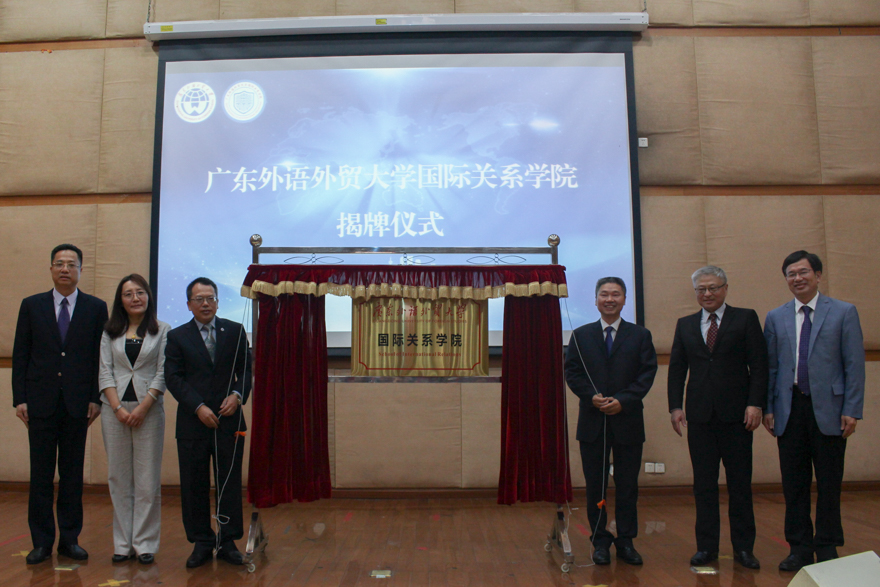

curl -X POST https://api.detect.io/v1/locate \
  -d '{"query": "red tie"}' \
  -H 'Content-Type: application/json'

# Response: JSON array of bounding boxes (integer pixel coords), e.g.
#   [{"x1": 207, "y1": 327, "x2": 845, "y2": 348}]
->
[{"x1": 706, "y1": 313, "x2": 718, "y2": 352}]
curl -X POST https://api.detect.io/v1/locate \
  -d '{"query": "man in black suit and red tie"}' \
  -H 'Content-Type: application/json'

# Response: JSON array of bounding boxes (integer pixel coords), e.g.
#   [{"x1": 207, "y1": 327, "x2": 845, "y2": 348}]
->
[
  {"x1": 12, "y1": 244, "x2": 109, "y2": 565},
  {"x1": 667, "y1": 266, "x2": 767, "y2": 570},
  {"x1": 165, "y1": 277, "x2": 251, "y2": 569},
  {"x1": 564, "y1": 277, "x2": 657, "y2": 566}
]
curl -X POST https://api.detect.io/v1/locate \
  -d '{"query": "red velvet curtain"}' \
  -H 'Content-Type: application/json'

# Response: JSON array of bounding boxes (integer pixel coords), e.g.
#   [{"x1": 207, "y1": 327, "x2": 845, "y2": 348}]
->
[
  {"x1": 244, "y1": 264, "x2": 567, "y2": 292},
  {"x1": 244, "y1": 264, "x2": 571, "y2": 506},
  {"x1": 247, "y1": 293, "x2": 332, "y2": 507},
  {"x1": 499, "y1": 295, "x2": 573, "y2": 505}
]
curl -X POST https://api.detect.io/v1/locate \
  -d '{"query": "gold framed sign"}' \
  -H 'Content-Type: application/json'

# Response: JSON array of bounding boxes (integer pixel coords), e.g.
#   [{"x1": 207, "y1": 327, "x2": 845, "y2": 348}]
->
[{"x1": 351, "y1": 297, "x2": 488, "y2": 376}]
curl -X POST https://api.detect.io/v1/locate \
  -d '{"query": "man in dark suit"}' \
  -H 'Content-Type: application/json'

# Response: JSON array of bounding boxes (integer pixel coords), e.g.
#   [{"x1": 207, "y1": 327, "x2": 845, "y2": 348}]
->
[
  {"x1": 564, "y1": 277, "x2": 657, "y2": 566},
  {"x1": 667, "y1": 266, "x2": 767, "y2": 570},
  {"x1": 165, "y1": 277, "x2": 252, "y2": 568},
  {"x1": 764, "y1": 251, "x2": 864, "y2": 572},
  {"x1": 12, "y1": 244, "x2": 108, "y2": 565}
]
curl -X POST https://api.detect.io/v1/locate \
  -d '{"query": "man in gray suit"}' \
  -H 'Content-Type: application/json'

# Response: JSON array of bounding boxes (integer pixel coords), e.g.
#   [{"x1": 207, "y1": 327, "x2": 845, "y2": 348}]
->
[{"x1": 763, "y1": 250, "x2": 865, "y2": 572}]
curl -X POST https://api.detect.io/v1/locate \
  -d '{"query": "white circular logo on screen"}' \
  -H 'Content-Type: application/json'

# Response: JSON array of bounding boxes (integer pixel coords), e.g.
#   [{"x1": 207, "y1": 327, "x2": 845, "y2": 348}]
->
[
  {"x1": 223, "y1": 81, "x2": 265, "y2": 122},
  {"x1": 174, "y1": 82, "x2": 216, "y2": 123}
]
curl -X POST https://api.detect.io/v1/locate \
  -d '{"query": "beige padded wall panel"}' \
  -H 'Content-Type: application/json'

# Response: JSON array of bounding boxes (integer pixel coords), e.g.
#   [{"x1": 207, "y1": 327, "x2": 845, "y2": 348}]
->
[
  {"x1": 0, "y1": 51, "x2": 105, "y2": 196},
  {"x1": 641, "y1": 366, "x2": 693, "y2": 486},
  {"x1": 0, "y1": 370, "x2": 29, "y2": 481},
  {"x1": 574, "y1": 0, "x2": 642, "y2": 11},
  {"x1": 823, "y1": 195, "x2": 880, "y2": 349},
  {"x1": 695, "y1": 37, "x2": 822, "y2": 186},
  {"x1": 813, "y1": 37, "x2": 880, "y2": 185},
  {"x1": 692, "y1": 0, "x2": 810, "y2": 26},
  {"x1": 633, "y1": 35, "x2": 702, "y2": 185},
  {"x1": 565, "y1": 384, "x2": 584, "y2": 487},
  {"x1": 94, "y1": 203, "x2": 152, "y2": 303},
  {"x1": 337, "y1": 0, "x2": 453, "y2": 16},
  {"x1": 89, "y1": 414, "x2": 108, "y2": 484},
  {"x1": 152, "y1": 0, "x2": 220, "y2": 21},
  {"x1": 454, "y1": 0, "x2": 573, "y2": 13},
  {"x1": 220, "y1": 0, "x2": 334, "y2": 18},
  {"x1": 640, "y1": 196, "x2": 708, "y2": 354},
  {"x1": 809, "y1": 0, "x2": 880, "y2": 26},
  {"x1": 842, "y1": 362, "x2": 880, "y2": 481},
  {"x1": 0, "y1": 205, "x2": 99, "y2": 357},
  {"x1": 99, "y1": 47, "x2": 159, "y2": 194},
  {"x1": 645, "y1": 0, "x2": 695, "y2": 26},
  {"x1": 328, "y1": 380, "x2": 336, "y2": 487},
  {"x1": 106, "y1": 0, "x2": 151, "y2": 38},
  {"x1": 159, "y1": 393, "x2": 181, "y2": 484},
  {"x1": 461, "y1": 380, "x2": 501, "y2": 487},
  {"x1": 703, "y1": 195, "x2": 827, "y2": 324},
  {"x1": 0, "y1": 0, "x2": 107, "y2": 43},
  {"x1": 750, "y1": 415, "x2": 784, "y2": 483},
  {"x1": 335, "y1": 382, "x2": 461, "y2": 487}
]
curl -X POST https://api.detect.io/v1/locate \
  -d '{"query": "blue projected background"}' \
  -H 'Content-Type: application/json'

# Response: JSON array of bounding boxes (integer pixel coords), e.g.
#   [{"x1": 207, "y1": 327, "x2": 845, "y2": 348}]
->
[{"x1": 157, "y1": 53, "x2": 636, "y2": 344}]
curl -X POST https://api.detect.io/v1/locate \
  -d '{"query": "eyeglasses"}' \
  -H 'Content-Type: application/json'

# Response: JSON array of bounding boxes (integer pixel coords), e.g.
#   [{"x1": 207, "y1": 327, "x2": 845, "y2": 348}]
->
[
  {"x1": 122, "y1": 290, "x2": 147, "y2": 300},
  {"x1": 190, "y1": 296, "x2": 218, "y2": 304},
  {"x1": 695, "y1": 284, "x2": 727, "y2": 295},
  {"x1": 51, "y1": 262, "x2": 80, "y2": 270},
  {"x1": 785, "y1": 269, "x2": 813, "y2": 280}
]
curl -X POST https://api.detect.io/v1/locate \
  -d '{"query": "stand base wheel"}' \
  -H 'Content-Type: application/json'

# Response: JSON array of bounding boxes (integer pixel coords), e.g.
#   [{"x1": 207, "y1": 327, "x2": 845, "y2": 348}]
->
[
  {"x1": 247, "y1": 563, "x2": 256, "y2": 573},
  {"x1": 561, "y1": 563, "x2": 571, "y2": 573},
  {"x1": 544, "y1": 542, "x2": 553, "y2": 552}
]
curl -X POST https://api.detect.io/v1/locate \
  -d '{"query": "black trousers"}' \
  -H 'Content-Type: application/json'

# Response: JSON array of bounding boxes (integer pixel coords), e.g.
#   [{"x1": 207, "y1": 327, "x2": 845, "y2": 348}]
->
[
  {"x1": 177, "y1": 433, "x2": 245, "y2": 552},
  {"x1": 777, "y1": 391, "x2": 847, "y2": 559},
  {"x1": 688, "y1": 418, "x2": 756, "y2": 553},
  {"x1": 580, "y1": 430, "x2": 642, "y2": 550},
  {"x1": 28, "y1": 400, "x2": 89, "y2": 549}
]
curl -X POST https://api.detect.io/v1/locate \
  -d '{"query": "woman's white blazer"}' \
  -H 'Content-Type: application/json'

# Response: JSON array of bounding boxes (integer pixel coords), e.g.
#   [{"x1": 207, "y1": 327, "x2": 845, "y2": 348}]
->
[{"x1": 99, "y1": 321, "x2": 171, "y2": 404}]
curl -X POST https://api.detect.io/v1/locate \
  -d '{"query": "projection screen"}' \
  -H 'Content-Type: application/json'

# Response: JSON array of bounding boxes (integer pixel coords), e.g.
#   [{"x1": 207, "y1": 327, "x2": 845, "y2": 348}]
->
[{"x1": 151, "y1": 30, "x2": 643, "y2": 348}]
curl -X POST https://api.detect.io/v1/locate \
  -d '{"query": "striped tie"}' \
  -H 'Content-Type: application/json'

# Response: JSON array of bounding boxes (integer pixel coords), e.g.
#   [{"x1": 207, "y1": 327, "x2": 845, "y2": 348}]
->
[{"x1": 203, "y1": 324, "x2": 215, "y2": 362}]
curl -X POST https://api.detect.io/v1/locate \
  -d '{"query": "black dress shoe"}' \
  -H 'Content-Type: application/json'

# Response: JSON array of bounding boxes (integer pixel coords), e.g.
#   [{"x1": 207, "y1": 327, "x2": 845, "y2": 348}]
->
[
  {"x1": 186, "y1": 548, "x2": 213, "y2": 569},
  {"x1": 690, "y1": 551, "x2": 718, "y2": 566},
  {"x1": 112, "y1": 553, "x2": 135, "y2": 563},
  {"x1": 138, "y1": 553, "x2": 154, "y2": 565},
  {"x1": 779, "y1": 553, "x2": 813, "y2": 572},
  {"x1": 216, "y1": 543, "x2": 245, "y2": 566},
  {"x1": 25, "y1": 547, "x2": 52, "y2": 565},
  {"x1": 616, "y1": 545, "x2": 644, "y2": 565},
  {"x1": 593, "y1": 546, "x2": 611, "y2": 565},
  {"x1": 58, "y1": 543, "x2": 89, "y2": 561},
  {"x1": 734, "y1": 551, "x2": 760, "y2": 569}
]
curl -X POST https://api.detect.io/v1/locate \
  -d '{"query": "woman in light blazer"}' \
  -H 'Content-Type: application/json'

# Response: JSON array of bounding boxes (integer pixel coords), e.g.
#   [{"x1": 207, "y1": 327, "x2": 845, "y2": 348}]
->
[{"x1": 99, "y1": 274, "x2": 170, "y2": 565}]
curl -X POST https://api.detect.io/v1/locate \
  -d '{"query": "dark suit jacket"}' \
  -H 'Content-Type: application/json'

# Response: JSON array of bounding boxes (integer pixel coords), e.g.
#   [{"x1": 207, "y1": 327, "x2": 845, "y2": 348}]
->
[
  {"x1": 668, "y1": 305, "x2": 768, "y2": 423},
  {"x1": 12, "y1": 290, "x2": 108, "y2": 419},
  {"x1": 164, "y1": 317, "x2": 252, "y2": 440},
  {"x1": 565, "y1": 319, "x2": 657, "y2": 445}
]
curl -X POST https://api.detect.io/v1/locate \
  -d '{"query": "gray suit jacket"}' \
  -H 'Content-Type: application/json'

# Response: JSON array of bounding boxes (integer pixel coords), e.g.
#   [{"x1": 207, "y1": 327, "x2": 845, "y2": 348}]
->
[
  {"x1": 99, "y1": 321, "x2": 170, "y2": 405},
  {"x1": 764, "y1": 293, "x2": 865, "y2": 436}
]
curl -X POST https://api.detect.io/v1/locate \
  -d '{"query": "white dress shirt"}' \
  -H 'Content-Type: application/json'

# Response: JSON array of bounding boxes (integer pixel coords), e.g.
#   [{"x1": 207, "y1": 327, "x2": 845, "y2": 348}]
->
[
  {"x1": 600, "y1": 316, "x2": 622, "y2": 342},
  {"x1": 53, "y1": 288, "x2": 78, "y2": 320}
]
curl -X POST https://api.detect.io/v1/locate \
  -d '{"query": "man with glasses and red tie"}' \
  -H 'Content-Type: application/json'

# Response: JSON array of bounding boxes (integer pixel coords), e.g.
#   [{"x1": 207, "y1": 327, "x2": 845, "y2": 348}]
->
[
  {"x1": 667, "y1": 266, "x2": 767, "y2": 570},
  {"x1": 12, "y1": 244, "x2": 108, "y2": 564},
  {"x1": 164, "y1": 277, "x2": 251, "y2": 569},
  {"x1": 763, "y1": 251, "x2": 865, "y2": 572}
]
